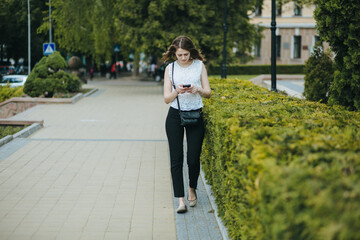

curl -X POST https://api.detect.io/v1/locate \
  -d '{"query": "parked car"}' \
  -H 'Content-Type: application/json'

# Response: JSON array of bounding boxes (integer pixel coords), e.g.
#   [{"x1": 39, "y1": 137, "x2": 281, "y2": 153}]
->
[
  {"x1": 0, "y1": 66, "x2": 10, "y2": 75},
  {"x1": 0, "y1": 75, "x2": 28, "y2": 87}
]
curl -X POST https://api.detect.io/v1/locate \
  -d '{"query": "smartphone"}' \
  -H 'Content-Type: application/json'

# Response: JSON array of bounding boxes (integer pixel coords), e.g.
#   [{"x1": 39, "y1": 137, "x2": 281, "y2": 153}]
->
[{"x1": 183, "y1": 84, "x2": 191, "y2": 88}]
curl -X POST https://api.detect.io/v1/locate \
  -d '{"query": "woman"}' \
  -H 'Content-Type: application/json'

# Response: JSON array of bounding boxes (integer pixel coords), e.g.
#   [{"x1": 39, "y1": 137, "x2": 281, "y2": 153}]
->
[{"x1": 163, "y1": 36, "x2": 211, "y2": 213}]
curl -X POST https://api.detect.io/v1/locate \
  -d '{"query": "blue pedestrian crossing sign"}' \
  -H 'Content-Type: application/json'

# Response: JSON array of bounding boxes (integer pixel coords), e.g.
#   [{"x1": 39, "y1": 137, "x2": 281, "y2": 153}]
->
[
  {"x1": 43, "y1": 43, "x2": 56, "y2": 55},
  {"x1": 114, "y1": 44, "x2": 121, "y2": 53}
]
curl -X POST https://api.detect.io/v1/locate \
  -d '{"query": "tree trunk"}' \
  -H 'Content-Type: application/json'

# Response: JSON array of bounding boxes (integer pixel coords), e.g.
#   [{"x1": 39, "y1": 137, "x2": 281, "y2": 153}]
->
[{"x1": 132, "y1": 51, "x2": 140, "y2": 77}]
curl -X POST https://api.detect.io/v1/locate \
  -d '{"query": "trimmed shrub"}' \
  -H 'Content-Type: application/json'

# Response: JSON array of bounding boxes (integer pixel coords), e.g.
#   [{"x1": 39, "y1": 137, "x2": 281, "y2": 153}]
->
[
  {"x1": 304, "y1": 45, "x2": 334, "y2": 103},
  {"x1": 208, "y1": 64, "x2": 304, "y2": 75},
  {"x1": 24, "y1": 51, "x2": 81, "y2": 97},
  {"x1": 201, "y1": 77, "x2": 360, "y2": 239},
  {"x1": 315, "y1": 0, "x2": 360, "y2": 110},
  {"x1": 0, "y1": 85, "x2": 24, "y2": 102},
  {"x1": 0, "y1": 126, "x2": 23, "y2": 139}
]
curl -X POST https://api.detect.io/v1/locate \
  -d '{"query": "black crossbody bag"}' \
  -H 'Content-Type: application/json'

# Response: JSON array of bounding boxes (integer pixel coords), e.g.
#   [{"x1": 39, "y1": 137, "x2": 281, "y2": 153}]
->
[{"x1": 171, "y1": 62, "x2": 201, "y2": 127}]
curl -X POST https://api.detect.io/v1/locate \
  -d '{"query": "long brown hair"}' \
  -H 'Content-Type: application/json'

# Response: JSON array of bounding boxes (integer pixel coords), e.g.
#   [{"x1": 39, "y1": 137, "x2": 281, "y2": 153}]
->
[{"x1": 162, "y1": 36, "x2": 205, "y2": 62}]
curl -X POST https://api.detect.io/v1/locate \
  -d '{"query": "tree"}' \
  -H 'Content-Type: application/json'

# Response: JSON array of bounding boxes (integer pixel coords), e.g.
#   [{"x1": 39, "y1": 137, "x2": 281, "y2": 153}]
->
[
  {"x1": 314, "y1": 0, "x2": 360, "y2": 110},
  {"x1": 304, "y1": 44, "x2": 334, "y2": 103},
  {"x1": 38, "y1": 0, "x2": 117, "y2": 64},
  {"x1": 0, "y1": 0, "x2": 48, "y2": 67},
  {"x1": 113, "y1": 0, "x2": 262, "y2": 67},
  {"x1": 41, "y1": 0, "x2": 262, "y2": 72}
]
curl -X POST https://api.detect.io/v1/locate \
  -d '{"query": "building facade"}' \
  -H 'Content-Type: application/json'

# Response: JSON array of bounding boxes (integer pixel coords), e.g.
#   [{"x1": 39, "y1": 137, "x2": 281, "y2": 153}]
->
[{"x1": 249, "y1": 0, "x2": 320, "y2": 65}]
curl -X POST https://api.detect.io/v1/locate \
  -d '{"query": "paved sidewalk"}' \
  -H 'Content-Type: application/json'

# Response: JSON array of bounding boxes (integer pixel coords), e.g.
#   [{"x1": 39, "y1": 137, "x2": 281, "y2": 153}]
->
[
  {"x1": 0, "y1": 77, "x2": 175, "y2": 239},
  {"x1": 0, "y1": 76, "x2": 223, "y2": 240},
  {"x1": 264, "y1": 79, "x2": 304, "y2": 98}
]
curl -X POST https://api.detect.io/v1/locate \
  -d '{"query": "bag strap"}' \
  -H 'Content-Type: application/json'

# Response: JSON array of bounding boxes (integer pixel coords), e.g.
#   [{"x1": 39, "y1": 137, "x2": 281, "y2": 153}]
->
[{"x1": 171, "y1": 62, "x2": 182, "y2": 112}]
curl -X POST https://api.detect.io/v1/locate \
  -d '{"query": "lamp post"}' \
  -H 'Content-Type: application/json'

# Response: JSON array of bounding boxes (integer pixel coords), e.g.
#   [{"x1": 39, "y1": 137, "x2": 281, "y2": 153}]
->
[
  {"x1": 27, "y1": 0, "x2": 31, "y2": 73},
  {"x1": 221, "y1": 0, "x2": 228, "y2": 79},
  {"x1": 271, "y1": 0, "x2": 277, "y2": 91}
]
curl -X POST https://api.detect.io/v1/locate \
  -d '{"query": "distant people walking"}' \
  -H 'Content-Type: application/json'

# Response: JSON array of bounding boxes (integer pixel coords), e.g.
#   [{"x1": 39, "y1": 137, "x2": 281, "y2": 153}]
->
[
  {"x1": 89, "y1": 65, "x2": 94, "y2": 80},
  {"x1": 110, "y1": 63, "x2": 116, "y2": 79},
  {"x1": 163, "y1": 36, "x2": 211, "y2": 213}
]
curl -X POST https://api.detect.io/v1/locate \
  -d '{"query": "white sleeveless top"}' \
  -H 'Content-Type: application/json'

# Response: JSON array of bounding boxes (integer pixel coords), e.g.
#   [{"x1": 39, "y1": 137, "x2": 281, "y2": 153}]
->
[{"x1": 169, "y1": 60, "x2": 203, "y2": 111}]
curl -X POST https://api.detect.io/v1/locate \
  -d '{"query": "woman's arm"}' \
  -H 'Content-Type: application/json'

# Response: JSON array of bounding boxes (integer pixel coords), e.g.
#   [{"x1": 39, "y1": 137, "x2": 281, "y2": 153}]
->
[
  {"x1": 187, "y1": 63, "x2": 211, "y2": 98},
  {"x1": 164, "y1": 65, "x2": 187, "y2": 104}
]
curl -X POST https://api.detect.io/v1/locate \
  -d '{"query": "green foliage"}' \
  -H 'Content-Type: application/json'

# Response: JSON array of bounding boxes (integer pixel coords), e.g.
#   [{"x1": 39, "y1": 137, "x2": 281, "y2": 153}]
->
[
  {"x1": 24, "y1": 51, "x2": 81, "y2": 97},
  {"x1": 0, "y1": 85, "x2": 24, "y2": 102},
  {"x1": 0, "y1": 0, "x2": 48, "y2": 65},
  {"x1": 43, "y1": 0, "x2": 262, "y2": 65},
  {"x1": 46, "y1": 51, "x2": 67, "y2": 71},
  {"x1": 0, "y1": 126, "x2": 24, "y2": 139},
  {"x1": 208, "y1": 64, "x2": 304, "y2": 75},
  {"x1": 304, "y1": 45, "x2": 334, "y2": 103},
  {"x1": 201, "y1": 77, "x2": 360, "y2": 239},
  {"x1": 114, "y1": 0, "x2": 262, "y2": 64},
  {"x1": 314, "y1": 0, "x2": 360, "y2": 110}
]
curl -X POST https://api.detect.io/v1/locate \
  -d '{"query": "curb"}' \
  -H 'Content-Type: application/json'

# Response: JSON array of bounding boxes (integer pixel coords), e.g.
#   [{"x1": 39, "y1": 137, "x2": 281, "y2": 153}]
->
[
  {"x1": 0, "y1": 135, "x2": 13, "y2": 147},
  {"x1": 71, "y1": 93, "x2": 84, "y2": 104},
  {"x1": 83, "y1": 88, "x2": 98, "y2": 97},
  {"x1": 200, "y1": 168, "x2": 230, "y2": 240},
  {"x1": 13, "y1": 123, "x2": 43, "y2": 138},
  {"x1": 70, "y1": 88, "x2": 99, "y2": 103},
  {"x1": 0, "y1": 123, "x2": 43, "y2": 148}
]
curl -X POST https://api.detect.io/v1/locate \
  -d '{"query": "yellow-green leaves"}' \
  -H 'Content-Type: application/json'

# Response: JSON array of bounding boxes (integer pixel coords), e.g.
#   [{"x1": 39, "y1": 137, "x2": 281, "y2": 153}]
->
[{"x1": 201, "y1": 77, "x2": 360, "y2": 239}]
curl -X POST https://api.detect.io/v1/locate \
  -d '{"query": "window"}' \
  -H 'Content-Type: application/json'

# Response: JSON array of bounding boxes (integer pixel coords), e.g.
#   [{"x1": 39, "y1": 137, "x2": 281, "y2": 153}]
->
[
  {"x1": 276, "y1": 2, "x2": 282, "y2": 16},
  {"x1": 254, "y1": 41, "x2": 261, "y2": 57},
  {"x1": 293, "y1": 36, "x2": 301, "y2": 59},
  {"x1": 294, "y1": 2, "x2": 302, "y2": 16},
  {"x1": 311, "y1": 35, "x2": 322, "y2": 54},
  {"x1": 276, "y1": 36, "x2": 281, "y2": 58}
]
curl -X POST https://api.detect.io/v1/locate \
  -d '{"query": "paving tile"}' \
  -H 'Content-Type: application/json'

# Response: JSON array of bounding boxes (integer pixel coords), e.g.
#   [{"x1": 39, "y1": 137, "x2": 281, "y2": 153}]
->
[{"x1": 0, "y1": 78, "x2": 225, "y2": 240}]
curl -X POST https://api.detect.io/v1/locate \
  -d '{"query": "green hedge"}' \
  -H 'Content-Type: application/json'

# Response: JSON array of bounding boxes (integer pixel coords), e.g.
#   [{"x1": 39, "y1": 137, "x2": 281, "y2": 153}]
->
[
  {"x1": 201, "y1": 78, "x2": 360, "y2": 239},
  {"x1": 0, "y1": 85, "x2": 24, "y2": 102},
  {"x1": 208, "y1": 64, "x2": 304, "y2": 75},
  {"x1": 0, "y1": 126, "x2": 23, "y2": 139}
]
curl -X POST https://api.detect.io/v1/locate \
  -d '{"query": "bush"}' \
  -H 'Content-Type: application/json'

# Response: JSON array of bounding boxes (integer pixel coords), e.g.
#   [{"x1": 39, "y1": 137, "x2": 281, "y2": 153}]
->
[
  {"x1": 304, "y1": 45, "x2": 334, "y2": 103},
  {"x1": 201, "y1": 77, "x2": 360, "y2": 239},
  {"x1": 208, "y1": 64, "x2": 304, "y2": 75},
  {"x1": 0, "y1": 85, "x2": 24, "y2": 102},
  {"x1": 0, "y1": 126, "x2": 23, "y2": 139},
  {"x1": 315, "y1": 0, "x2": 360, "y2": 110},
  {"x1": 24, "y1": 51, "x2": 81, "y2": 97}
]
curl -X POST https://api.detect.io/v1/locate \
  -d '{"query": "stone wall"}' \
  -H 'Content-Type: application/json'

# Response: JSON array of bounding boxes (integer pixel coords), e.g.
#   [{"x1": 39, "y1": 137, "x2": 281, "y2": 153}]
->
[{"x1": 0, "y1": 99, "x2": 38, "y2": 119}]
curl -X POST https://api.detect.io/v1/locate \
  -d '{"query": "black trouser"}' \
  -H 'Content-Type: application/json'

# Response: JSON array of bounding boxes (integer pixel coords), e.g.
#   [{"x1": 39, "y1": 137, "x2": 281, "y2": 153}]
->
[{"x1": 165, "y1": 107, "x2": 205, "y2": 198}]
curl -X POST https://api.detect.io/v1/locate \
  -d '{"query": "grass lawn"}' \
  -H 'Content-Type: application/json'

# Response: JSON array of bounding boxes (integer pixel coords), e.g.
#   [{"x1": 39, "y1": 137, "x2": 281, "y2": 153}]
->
[{"x1": 208, "y1": 75, "x2": 259, "y2": 80}]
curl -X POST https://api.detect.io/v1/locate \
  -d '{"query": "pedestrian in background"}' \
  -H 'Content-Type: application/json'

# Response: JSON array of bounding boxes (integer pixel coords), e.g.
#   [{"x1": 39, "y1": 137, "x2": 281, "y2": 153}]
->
[
  {"x1": 110, "y1": 63, "x2": 116, "y2": 79},
  {"x1": 163, "y1": 36, "x2": 211, "y2": 213},
  {"x1": 89, "y1": 65, "x2": 94, "y2": 80}
]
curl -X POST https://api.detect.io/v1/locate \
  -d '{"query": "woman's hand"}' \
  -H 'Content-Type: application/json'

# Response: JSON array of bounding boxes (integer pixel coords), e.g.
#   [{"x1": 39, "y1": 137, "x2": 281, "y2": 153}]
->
[
  {"x1": 183, "y1": 85, "x2": 199, "y2": 94},
  {"x1": 177, "y1": 84, "x2": 194, "y2": 94},
  {"x1": 182, "y1": 84, "x2": 210, "y2": 98}
]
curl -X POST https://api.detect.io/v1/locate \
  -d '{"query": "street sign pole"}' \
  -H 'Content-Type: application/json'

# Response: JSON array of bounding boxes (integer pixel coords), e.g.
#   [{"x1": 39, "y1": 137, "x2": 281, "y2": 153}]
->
[
  {"x1": 49, "y1": 0, "x2": 52, "y2": 43},
  {"x1": 114, "y1": 44, "x2": 121, "y2": 63},
  {"x1": 27, "y1": 0, "x2": 31, "y2": 73}
]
